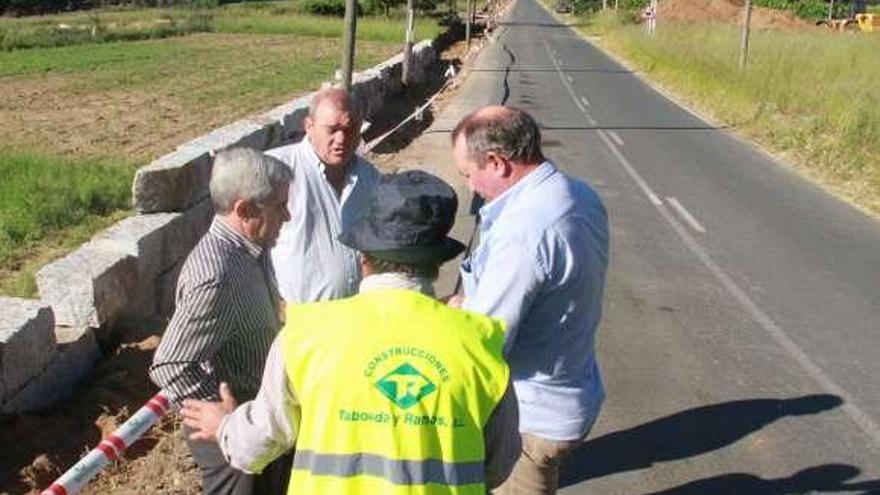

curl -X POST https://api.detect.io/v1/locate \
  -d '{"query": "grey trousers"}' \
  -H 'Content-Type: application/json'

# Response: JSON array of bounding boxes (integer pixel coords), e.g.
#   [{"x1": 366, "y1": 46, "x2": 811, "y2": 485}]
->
[{"x1": 185, "y1": 429, "x2": 293, "y2": 495}]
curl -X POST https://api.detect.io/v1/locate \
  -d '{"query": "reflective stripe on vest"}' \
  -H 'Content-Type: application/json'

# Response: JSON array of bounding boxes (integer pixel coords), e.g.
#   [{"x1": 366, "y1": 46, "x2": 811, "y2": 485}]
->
[
  {"x1": 292, "y1": 450, "x2": 485, "y2": 486},
  {"x1": 282, "y1": 289, "x2": 508, "y2": 495}
]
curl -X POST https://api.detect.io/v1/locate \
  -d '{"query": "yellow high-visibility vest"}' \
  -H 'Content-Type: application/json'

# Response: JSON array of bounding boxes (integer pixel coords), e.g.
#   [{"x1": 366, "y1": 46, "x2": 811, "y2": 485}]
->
[{"x1": 281, "y1": 288, "x2": 509, "y2": 495}]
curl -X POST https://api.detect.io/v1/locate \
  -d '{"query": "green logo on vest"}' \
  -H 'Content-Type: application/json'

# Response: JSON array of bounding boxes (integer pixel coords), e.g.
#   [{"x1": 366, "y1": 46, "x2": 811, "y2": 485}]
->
[{"x1": 374, "y1": 363, "x2": 436, "y2": 409}]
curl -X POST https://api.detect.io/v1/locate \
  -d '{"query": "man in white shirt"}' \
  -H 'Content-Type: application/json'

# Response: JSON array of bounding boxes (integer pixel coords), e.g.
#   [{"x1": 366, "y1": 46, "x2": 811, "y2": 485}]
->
[{"x1": 267, "y1": 88, "x2": 379, "y2": 304}]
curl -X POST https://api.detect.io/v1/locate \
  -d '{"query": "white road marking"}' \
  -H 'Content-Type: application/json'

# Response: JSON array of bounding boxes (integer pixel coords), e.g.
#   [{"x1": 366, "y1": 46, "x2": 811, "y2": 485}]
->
[
  {"x1": 579, "y1": 95, "x2": 591, "y2": 107},
  {"x1": 543, "y1": 39, "x2": 660, "y2": 206},
  {"x1": 608, "y1": 130, "x2": 624, "y2": 146},
  {"x1": 666, "y1": 197, "x2": 706, "y2": 234},
  {"x1": 542, "y1": 35, "x2": 880, "y2": 449}
]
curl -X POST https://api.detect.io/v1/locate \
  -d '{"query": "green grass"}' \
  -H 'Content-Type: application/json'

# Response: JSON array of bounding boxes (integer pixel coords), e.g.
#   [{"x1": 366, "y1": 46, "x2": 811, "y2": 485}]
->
[
  {"x1": 0, "y1": 34, "x2": 402, "y2": 296},
  {"x1": 0, "y1": 32, "x2": 400, "y2": 121},
  {"x1": 576, "y1": 10, "x2": 880, "y2": 215},
  {"x1": 0, "y1": 152, "x2": 138, "y2": 297},
  {"x1": 0, "y1": 1, "x2": 443, "y2": 51},
  {"x1": 213, "y1": 13, "x2": 443, "y2": 42},
  {"x1": 0, "y1": 3, "x2": 445, "y2": 296}
]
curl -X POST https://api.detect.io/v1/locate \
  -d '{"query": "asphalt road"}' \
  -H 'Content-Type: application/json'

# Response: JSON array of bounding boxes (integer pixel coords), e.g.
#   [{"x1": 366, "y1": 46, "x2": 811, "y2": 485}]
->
[{"x1": 436, "y1": 0, "x2": 880, "y2": 493}]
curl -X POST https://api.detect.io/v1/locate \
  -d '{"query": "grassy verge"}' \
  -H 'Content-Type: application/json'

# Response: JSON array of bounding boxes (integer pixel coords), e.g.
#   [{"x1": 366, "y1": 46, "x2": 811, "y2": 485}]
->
[
  {"x1": 573, "y1": 10, "x2": 880, "y2": 216},
  {"x1": 0, "y1": 152, "x2": 138, "y2": 297}
]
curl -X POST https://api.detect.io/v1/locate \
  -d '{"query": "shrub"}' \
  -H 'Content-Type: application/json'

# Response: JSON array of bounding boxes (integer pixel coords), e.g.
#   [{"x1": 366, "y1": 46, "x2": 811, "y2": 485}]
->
[
  {"x1": 361, "y1": 0, "x2": 403, "y2": 16},
  {"x1": 571, "y1": 0, "x2": 647, "y2": 14},
  {"x1": 302, "y1": 0, "x2": 352, "y2": 16}
]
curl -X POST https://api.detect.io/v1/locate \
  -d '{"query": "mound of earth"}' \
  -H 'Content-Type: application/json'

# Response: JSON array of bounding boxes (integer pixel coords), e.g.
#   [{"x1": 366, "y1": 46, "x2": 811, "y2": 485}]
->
[{"x1": 657, "y1": 0, "x2": 815, "y2": 30}]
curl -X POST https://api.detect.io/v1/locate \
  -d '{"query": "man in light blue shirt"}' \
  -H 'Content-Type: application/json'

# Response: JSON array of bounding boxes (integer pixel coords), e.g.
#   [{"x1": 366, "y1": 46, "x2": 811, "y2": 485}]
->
[
  {"x1": 267, "y1": 88, "x2": 379, "y2": 304},
  {"x1": 451, "y1": 106, "x2": 609, "y2": 495}
]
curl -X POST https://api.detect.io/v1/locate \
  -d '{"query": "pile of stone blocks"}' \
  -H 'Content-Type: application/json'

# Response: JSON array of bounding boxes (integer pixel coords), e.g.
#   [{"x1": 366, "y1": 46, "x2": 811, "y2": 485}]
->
[{"x1": 0, "y1": 41, "x2": 439, "y2": 413}]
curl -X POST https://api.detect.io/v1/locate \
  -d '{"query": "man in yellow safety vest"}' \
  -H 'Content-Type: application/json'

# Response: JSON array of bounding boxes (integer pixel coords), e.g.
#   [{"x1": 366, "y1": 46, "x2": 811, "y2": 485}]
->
[{"x1": 181, "y1": 169, "x2": 521, "y2": 494}]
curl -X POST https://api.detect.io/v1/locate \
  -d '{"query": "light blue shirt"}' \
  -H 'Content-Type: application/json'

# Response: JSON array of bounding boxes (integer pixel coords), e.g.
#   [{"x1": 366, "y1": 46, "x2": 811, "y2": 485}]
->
[
  {"x1": 267, "y1": 140, "x2": 379, "y2": 304},
  {"x1": 461, "y1": 162, "x2": 609, "y2": 441}
]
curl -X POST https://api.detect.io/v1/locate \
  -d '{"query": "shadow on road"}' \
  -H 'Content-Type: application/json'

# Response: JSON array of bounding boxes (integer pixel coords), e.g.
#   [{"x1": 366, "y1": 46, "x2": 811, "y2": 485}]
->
[
  {"x1": 560, "y1": 394, "x2": 844, "y2": 487},
  {"x1": 645, "y1": 464, "x2": 880, "y2": 495}
]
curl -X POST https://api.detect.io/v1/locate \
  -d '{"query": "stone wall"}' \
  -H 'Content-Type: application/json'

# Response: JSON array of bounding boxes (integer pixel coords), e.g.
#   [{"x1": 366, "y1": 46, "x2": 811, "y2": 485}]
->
[{"x1": 0, "y1": 40, "x2": 439, "y2": 413}]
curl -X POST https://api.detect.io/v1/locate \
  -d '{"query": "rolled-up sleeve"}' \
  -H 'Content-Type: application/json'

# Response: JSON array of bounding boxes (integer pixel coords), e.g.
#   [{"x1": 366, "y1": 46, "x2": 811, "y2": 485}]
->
[{"x1": 218, "y1": 339, "x2": 299, "y2": 473}]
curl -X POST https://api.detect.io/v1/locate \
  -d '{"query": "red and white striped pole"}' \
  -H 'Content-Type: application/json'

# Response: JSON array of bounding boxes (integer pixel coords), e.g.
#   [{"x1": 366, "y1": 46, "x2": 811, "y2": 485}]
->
[{"x1": 41, "y1": 393, "x2": 172, "y2": 495}]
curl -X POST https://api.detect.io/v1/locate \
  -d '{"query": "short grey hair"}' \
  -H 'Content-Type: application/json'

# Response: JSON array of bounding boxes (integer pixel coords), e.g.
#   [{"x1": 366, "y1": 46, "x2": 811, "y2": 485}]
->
[
  {"x1": 210, "y1": 147, "x2": 293, "y2": 214},
  {"x1": 451, "y1": 106, "x2": 544, "y2": 166}
]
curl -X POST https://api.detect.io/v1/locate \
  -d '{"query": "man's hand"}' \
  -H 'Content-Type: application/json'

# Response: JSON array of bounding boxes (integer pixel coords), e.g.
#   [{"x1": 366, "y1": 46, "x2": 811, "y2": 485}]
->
[
  {"x1": 181, "y1": 382, "x2": 238, "y2": 442},
  {"x1": 445, "y1": 294, "x2": 465, "y2": 308}
]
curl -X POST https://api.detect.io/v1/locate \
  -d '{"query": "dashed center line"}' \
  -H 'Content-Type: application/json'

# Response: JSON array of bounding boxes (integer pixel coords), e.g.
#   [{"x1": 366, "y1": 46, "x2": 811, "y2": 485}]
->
[
  {"x1": 542, "y1": 38, "x2": 660, "y2": 205},
  {"x1": 608, "y1": 130, "x2": 624, "y2": 146},
  {"x1": 666, "y1": 197, "x2": 706, "y2": 234}
]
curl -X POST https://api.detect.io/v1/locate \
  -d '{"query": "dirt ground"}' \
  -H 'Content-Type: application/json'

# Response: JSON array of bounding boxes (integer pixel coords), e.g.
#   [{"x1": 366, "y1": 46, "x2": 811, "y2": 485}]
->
[
  {"x1": 0, "y1": 328, "x2": 201, "y2": 495},
  {"x1": 657, "y1": 0, "x2": 815, "y2": 30},
  {"x1": 0, "y1": 33, "x2": 398, "y2": 161},
  {"x1": 0, "y1": 37, "x2": 475, "y2": 495}
]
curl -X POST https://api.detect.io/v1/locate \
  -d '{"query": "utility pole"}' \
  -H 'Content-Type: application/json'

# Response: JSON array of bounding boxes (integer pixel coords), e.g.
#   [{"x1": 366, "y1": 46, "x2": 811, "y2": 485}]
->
[
  {"x1": 340, "y1": 0, "x2": 358, "y2": 92},
  {"x1": 646, "y1": 0, "x2": 657, "y2": 35},
  {"x1": 828, "y1": 0, "x2": 835, "y2": 21},
  {"x1": 402, "y1": 0, "x2": 415, "y2": 86},
  {"x1": 465, "y1": 0, "x2": 472, "y2": 48},
  {"x1": 739, "y1": 0, "x2": 752, "y2": 70}
]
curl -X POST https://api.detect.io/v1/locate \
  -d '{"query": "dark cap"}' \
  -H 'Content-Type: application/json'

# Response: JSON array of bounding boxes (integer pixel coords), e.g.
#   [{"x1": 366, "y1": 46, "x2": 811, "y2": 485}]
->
[{"x1": 338, "y1": 170, "x2": 466, "y2": 265}]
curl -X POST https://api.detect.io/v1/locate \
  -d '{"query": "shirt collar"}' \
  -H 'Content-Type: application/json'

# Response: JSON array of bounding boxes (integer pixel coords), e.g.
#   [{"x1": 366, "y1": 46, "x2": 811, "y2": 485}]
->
[
  {"x1": 304, "y1": 139, "x2": 362, "y2": 193},
  {"x1": 211, "y1": 216, "x2": 263, "y2": 259},
  {"x1": 479, "y1": 161, "x2": 556, "y2": 229},
  {"x1": 359, "y1": 272, "x2": 436, "y2": 297}
]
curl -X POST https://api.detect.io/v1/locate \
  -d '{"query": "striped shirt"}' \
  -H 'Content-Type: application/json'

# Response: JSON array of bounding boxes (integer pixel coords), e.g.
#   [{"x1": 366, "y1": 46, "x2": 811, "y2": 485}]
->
[{"x1": 150, "y1": 216, "x2": 282, "y2": 404}]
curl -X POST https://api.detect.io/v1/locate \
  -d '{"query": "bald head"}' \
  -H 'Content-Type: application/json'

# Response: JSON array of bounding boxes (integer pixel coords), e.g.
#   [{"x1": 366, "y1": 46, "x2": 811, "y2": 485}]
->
[
  {"x1": 309, "y1": 88, "x2": 360, "y2": 121},
  {"x1": 451, "y1": 105, "x2": 544, "y2": 166},
  {"x1": 306, "y1": 88, "x2": 361, "y2": 169}
]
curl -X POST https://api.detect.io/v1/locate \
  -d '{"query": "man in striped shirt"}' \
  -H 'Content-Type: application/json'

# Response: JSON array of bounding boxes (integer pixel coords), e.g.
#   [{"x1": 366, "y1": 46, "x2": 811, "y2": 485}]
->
[{"x1": 149, "y1": 147, "x2": 294, "y2": 495}]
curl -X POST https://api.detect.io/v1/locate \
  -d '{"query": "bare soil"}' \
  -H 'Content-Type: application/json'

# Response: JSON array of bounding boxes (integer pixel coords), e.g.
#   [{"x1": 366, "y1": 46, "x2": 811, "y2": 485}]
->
[
  {"x1": 0, "y1": 33, "x2": 399, "y2": 161},
  {"x1": 657, "y1": 0, "x2": 815, "y2": 30},
  {"x1": 0, "y1": 328, "x2": 203, "y2": 495}
]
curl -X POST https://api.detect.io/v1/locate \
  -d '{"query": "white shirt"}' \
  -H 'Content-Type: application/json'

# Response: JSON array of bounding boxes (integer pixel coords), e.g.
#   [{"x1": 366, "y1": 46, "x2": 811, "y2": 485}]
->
[
  {"x1": 461, "y1": 162, "x2": 609, "y2": 441},
  {"x1": 267, "y1": 140, "x2": 379, "y2": 304}
]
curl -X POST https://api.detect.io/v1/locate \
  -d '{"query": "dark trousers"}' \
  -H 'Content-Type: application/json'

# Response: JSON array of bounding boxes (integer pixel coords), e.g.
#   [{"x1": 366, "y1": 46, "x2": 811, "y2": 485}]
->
[{"x1": 185, "y1": 429, "x2": 293, "y2": 495}]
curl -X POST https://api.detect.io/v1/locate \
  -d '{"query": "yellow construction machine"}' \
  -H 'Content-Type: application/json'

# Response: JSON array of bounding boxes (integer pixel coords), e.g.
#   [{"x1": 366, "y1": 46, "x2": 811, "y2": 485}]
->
[{"x1": 820, "y1": 0, "x2": 880, "y2": 32}]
